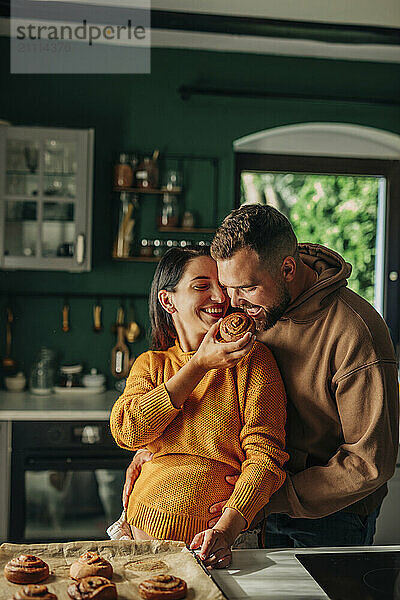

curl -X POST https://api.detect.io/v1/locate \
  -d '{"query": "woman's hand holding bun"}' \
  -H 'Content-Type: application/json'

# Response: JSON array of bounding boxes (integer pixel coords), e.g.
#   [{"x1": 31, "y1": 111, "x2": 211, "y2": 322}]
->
[{"x1": 192, "y1": 316, "x2": 255, "y2": 373}]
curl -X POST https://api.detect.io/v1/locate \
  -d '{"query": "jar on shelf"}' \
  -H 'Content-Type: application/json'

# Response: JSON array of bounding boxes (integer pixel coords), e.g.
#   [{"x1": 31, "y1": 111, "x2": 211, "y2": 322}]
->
[
  {"x1": 158, "y1": 194, "x2": 180, "y2": 228},
  {"x1": 113, "y1": 192, "x2": 139, "y2": 258},
  {"x1": 165, "y1": 239, "x2": 179, "y2": 251},
  {"x1": 130, "y1": 153, "x2": 139, "y2": 176},
  {"x1": 114, "y1": 153, "x2": 133, "y2": 188},
  {"x1": 153, "y1": 239, "x2": 167, "y2": 257},
  {"x1": 181, "y1": 211, "x2": 195, "y2": 228},
  {"x1": 140, "y1": 238, "x2": 154, "y2": 257},
  {"x1": 135, "y1": 155, "x2": 159, "y2": 189},
  {"x1": 162, "y1": 169, "x2": 183, "y2": 193}
]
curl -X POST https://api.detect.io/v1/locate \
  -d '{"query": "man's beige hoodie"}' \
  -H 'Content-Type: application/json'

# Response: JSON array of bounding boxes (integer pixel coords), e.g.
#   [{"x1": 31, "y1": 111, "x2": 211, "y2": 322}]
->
[{"x1": 259, "y1": 243, "x2": 399, "y2": 518}]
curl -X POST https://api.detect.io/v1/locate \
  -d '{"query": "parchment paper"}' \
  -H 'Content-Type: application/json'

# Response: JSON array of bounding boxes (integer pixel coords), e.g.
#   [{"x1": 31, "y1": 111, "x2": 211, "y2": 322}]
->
[{"x1": 0, "y1": 540, "x2": 227, "y2": 600}]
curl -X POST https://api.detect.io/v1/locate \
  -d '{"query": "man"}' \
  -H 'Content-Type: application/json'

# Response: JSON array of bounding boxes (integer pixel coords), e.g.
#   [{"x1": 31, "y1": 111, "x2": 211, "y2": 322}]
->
[{"x1": 123, "y1": 204, "x2": 399, "y2": 548}]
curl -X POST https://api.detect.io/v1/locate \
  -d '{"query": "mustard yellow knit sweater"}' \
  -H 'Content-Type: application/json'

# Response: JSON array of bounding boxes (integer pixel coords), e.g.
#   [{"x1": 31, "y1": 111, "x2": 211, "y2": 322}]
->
[{"x1": 110, "y1": 340, "x2": 288, "y2": 544}]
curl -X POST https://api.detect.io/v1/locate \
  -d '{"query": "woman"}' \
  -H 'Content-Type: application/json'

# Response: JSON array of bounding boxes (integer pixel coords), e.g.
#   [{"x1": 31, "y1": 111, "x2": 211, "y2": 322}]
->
[{"x1": 110, "y1": 247, "x2": 288, "y2": 568}]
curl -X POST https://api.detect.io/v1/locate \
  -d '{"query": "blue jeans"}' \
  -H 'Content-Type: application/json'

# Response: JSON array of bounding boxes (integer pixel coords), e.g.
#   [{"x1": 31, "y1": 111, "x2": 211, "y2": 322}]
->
[{"x1": 259, "y1": 506, "x2": 381, "y2": 548}]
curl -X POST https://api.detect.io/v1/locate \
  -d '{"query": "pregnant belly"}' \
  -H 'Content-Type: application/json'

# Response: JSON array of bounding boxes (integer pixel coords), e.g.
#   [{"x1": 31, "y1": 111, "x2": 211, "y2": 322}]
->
[{"x1": 129, "y1": 454, "x2": 239, "y2": 520}]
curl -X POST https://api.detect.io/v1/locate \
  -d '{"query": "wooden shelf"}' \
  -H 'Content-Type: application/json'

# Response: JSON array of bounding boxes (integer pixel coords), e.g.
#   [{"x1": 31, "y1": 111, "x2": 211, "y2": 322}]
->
[
  {"x1": 112, "y1": 255, "x2": 160, "y2": 262},
  {"x1": 158, "y1": 227, "x2": 215, "y2": 233},
  {"x1": 113, "y1": 187, "x2": 182, "y2": 194}
]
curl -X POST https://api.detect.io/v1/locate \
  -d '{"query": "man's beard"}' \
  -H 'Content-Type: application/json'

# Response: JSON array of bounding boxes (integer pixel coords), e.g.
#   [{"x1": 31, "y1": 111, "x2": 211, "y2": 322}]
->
[
  {"x1": 263, "y1": 291, "x2": 290, "y2": 329},
  {"x1": 245, "y1": 283, "x2": 291, "y2": 331}
]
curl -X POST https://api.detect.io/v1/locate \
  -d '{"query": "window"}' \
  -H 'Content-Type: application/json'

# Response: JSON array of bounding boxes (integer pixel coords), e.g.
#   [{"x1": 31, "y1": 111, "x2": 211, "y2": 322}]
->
[{"x1": 235, "y1": 152, "x2": 400, "y2": 345}]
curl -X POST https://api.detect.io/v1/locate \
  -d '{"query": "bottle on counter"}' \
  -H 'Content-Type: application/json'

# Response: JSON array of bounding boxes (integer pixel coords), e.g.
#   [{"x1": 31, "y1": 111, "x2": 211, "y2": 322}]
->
[{"x1": 29, "y1": 347, "x2": 56, "y2": 395}]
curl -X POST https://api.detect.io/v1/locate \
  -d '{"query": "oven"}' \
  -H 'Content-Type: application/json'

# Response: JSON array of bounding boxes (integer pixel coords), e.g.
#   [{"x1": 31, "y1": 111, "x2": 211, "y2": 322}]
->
[{"x1": 6, "y1": 421, "x2": 132, "y2": 543}]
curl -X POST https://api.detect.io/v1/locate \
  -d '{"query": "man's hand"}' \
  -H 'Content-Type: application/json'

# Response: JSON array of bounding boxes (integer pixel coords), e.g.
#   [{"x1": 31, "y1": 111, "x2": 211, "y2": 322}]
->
[
  {"x1": 207, "y1": 474, "x2": 239, "y2": 527},
  {"x1": 190, "y1": 529, "x2": 232, "y2": 569},
  {"x1": 122, "y1": 450, "x2": 153, "y2": 509}
]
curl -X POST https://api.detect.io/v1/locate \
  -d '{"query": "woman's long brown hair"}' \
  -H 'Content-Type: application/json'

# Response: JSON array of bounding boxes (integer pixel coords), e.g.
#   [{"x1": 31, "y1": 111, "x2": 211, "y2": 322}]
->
[{"x1": 149, "y1": 246, "x2": 211, "y2": 350}]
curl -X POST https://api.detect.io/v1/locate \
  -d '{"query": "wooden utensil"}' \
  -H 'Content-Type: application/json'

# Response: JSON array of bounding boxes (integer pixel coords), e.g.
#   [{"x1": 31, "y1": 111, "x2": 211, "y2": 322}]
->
[
  {"x1": 93, "y1": 302, "x2": 103, "y2": 333},
  {"x1": 126, "y1": 302, "x2": 140, "y2": 343},
  {"x1": 62, "y1": 302, "x2": 70, "y2": 332},
  {"x1": 111, "y1": 325, "x2": 130, "y2": 378},
  {"x1": 2, "y1": 306, "x2": 17, "y2": 373},
  {"x1": 111, "y1": 304, "x2": 130, "y2": 378}
]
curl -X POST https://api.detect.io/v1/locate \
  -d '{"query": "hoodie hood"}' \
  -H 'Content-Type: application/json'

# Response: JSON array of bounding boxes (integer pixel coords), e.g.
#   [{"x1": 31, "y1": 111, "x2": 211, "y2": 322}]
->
[{"x1": 284, "y1": 243, "x2": 352, "y2": 322}]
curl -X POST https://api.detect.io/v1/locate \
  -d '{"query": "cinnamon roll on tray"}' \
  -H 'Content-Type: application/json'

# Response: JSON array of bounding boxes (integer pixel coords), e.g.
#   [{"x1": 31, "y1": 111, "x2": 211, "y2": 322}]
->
[
  {"x1": 11, "y1": 585, "x2": 57, "y2": 600},
  {"x1": 67, "y1": 576, "x2": 117, "y2": 600},
  {"x1": 4, "y1": 555, "x2": 50, "y2": 585},
  {"x1": 138, "y1": 575, "x2": 187, "y2": 600},
  {"x1": 69, "y1": 553, "x2": 113, "y2": 581}
]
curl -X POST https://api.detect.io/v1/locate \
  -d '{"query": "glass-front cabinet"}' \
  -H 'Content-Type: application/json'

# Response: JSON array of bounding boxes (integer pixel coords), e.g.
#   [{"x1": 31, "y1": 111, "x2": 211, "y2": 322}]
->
[{"x1": 0, "y1": 125, "x2": 94, "y2": 271}]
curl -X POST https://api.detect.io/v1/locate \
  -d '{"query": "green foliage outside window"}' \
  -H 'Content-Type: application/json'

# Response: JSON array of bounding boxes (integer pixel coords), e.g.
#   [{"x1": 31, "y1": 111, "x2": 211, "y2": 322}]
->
[{"x1": 240, "y1": 172, "x2": 380, "y2": 304}]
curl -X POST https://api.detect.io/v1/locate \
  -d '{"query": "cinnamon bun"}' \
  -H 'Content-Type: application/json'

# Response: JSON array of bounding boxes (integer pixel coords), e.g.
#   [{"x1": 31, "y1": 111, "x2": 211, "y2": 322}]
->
[
  {"x1": 70, "y1": 553, "x2": 113, "y2": 581},
  {"x1": 138, "y1": 575, "x2": 187, "y2": 600},
  {"x1": 67, "y1": 576, "x2": 117, "y2": 600},
  {"x1": 11, "y1": 585, "x2": 57, "y2": 600},
  {"x1": 4, "y1": 555, "x2": 49, "y2": 584},
  {"x1": 218, "y1": 312, "x2": 255, "y2": 342}
]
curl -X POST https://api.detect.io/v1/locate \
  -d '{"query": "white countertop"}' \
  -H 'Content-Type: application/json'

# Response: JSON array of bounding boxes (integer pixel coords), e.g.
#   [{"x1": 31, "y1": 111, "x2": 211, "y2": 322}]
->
[
  {"x1": 0, "y1": 390, "x2": 119, "y2": 420},
  {"x1": 212, "y1": 546, "x2": 400, "y2": 599}
]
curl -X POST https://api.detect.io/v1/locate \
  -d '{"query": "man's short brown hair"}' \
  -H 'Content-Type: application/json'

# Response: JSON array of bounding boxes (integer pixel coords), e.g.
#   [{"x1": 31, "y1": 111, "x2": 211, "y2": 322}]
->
[{"x1": 211, "y1": 204, "x2": 298, "y2": 272}]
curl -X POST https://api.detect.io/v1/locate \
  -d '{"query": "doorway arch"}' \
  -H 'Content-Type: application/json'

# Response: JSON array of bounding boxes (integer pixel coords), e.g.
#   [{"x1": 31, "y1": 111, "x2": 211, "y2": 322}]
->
[{"x1": 233, "y1": 122, "x2": 400, "y2": 159}]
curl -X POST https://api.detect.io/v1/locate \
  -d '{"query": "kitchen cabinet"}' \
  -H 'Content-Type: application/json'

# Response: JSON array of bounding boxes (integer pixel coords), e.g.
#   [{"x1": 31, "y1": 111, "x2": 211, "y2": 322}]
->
[
  {"x1": 0, "y1": 390, "x2": 129, "y2": 544},
  {"x1": 0, "y1": 125, "x2": 94, "y2": 271}
]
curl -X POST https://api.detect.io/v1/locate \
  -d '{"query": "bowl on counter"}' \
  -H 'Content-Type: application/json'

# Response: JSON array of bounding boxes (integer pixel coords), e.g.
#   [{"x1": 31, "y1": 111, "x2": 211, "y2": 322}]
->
[
  {"x1": 5, "y1": 372, "x2": 26, "y2": 392},
  {"x1": 82, "y1": 368, "x2": 106, "y2": 388}
]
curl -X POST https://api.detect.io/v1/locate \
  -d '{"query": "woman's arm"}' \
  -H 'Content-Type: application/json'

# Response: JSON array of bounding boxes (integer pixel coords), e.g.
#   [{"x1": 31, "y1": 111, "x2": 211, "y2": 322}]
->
[
  {"x1": 190, "y1": 508, "x2": 246, "y2": 569},
  {"x1": 222, "y1": 343, "x2": 288, "y2": 527},
  {"x1": 110, "y1": 323, "x2": 255, "y2": 450},
  {"x1": 166, "y1": 324, "x2": 254, "y2": 407},
  {"x1": 110, "y1": 351, "x2": 180, "y2": 450}
]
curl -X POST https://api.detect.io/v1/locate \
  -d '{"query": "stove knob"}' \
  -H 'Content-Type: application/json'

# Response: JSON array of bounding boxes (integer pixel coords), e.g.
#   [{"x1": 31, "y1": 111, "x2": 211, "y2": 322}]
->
[{"x1": 81, "y1": 425, "x2": 101, "y2": 444}]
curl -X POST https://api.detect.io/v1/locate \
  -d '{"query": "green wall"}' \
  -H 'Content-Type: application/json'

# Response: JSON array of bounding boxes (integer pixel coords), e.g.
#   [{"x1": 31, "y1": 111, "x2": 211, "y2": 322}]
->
[{"x1": 1, "y1": 38, "x2": 399, "y2": 386}]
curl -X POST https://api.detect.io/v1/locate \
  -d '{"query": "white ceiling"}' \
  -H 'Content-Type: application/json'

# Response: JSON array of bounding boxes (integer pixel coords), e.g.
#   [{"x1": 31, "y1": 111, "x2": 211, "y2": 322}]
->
[
  {"x1": 152, "y1": 0, "x2": 400, "y2": 29},
  {"x1": 150, "y1": 0, "x2": 400, "y2": 62},
  {"x1": 2, "y1": 0, "x2": 400, "y2": 62}
]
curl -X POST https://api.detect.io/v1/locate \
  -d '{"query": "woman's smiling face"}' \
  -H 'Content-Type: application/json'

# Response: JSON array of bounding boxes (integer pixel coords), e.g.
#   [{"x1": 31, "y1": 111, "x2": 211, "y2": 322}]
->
[{"x1": 164, "y1": 255, "x2": 229, "y2": 351}]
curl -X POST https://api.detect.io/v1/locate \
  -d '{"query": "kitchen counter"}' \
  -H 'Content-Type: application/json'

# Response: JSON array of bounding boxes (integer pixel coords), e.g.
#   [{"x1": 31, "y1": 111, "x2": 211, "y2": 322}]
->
[
  {"x1": 213, "y1": 545, "x2": 400, "y2": 599},
  {"x1": 0, "y1": 389, "x2": 119, "y2": 420}
]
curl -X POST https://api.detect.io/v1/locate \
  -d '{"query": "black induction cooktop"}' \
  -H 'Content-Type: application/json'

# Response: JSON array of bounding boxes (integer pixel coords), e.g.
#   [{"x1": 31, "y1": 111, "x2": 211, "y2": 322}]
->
[{"x1": 296, "y1": 551, "x2": 400, "y2": 600}]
